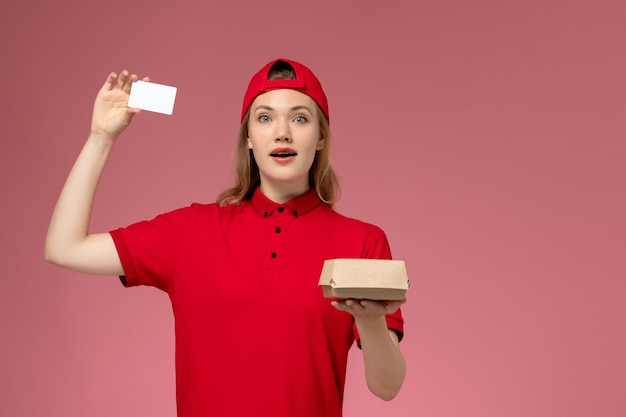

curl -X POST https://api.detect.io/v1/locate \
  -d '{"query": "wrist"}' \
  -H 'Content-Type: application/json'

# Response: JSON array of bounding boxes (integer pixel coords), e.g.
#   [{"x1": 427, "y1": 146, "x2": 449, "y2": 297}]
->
[
  {"x1": 88, "y1": 130, "x2": 119, "y2": 146},
  {"x1": 354, "y1": 315, "x2": 387, "y2": 331}
]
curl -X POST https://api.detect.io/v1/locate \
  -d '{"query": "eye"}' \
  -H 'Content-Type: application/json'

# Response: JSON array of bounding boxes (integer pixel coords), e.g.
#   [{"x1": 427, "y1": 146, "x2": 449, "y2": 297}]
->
[
  {"x1": 258, "y1": 114, "x2": 271, "y2": 123},
  {"x1": 293, "y1": 115, "x2": 307, "y2": 123}
]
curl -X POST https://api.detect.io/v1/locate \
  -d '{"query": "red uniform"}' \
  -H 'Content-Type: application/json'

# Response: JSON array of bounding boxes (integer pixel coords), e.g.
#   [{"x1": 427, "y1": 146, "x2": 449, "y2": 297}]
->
[{"x1": 110, "y1": 187, "x2": 404, "y2": 417}]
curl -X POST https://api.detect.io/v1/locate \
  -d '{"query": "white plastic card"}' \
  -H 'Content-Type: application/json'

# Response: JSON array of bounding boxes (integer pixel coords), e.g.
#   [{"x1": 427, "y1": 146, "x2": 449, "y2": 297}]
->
[{"x1": 128, "y1": 80, "x2": 177, "y2": 115}]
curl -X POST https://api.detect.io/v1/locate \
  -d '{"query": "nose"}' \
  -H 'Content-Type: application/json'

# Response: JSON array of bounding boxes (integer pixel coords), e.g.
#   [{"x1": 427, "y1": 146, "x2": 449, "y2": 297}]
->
[{"x1": 274, "y1": 118, "x2": 291, "y2": 142}]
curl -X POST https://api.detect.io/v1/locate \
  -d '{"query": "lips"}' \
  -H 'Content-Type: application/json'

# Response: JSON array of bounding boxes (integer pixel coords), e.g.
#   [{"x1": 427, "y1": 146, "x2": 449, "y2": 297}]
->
[{"x1": 270, "y1": 147, "x2": 297, "y2": 158}]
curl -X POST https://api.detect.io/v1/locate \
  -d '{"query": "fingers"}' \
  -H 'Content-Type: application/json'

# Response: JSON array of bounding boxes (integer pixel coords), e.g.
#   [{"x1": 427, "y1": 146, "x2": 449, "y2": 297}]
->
[
  {"x1": 332, "y1": 298, "x2": 380, "y2": 313},
  {"x1": 115, "y1": 70, "x2": 135, "y2": 93},
  {"x1": 103, "y1": 70, "x2": 143, "y2": 92},
  {"x1": 331, "y1": 298, "x2": 406, "y2": 316},
  {"x1": 103, "y1": 72, "x2": 118, "y2": 90}
]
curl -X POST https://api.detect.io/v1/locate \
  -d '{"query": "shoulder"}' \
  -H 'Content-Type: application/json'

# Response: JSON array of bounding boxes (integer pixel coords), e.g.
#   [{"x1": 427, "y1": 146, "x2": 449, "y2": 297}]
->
[
  {"x1": 313, "y1": 206, "x2": 392, "y2": 259},
  {"x1": 155, "y1": 201, "x2": 220, "y2": 219},
  {"x1": 172, "y1": 200, "x2": 247, "y2": 216},
  {"x1": 321, "y1": 205, "x2": 386, "y2": 233},
  {"x1": 131, "y1": 201, "x2": 226, "y2": 230},
  {"x1": 316, "y1": 206, "x2": 389, "y2": 245},
  {"x1": 141, "y1": 199, "x2": 258, "y2": 226}
]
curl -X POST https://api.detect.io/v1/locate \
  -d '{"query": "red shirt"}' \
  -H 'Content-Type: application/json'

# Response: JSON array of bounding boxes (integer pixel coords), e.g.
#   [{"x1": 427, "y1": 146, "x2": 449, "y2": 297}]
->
[{"x1": 110, "y1": 188, "x2": 404, "y2": 417}]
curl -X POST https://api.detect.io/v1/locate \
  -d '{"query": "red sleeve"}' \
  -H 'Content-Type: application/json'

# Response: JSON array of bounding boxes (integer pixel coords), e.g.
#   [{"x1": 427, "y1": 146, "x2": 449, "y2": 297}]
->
[{"x1": 109, "y1": 205, "x2": 195, "y2": 292}]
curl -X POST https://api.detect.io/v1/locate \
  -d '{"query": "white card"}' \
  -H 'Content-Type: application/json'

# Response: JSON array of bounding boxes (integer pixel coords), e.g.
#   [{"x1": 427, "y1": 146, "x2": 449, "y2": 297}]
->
[{"x1": 128, "y1": 80, "x2": 177, "y2": 115}]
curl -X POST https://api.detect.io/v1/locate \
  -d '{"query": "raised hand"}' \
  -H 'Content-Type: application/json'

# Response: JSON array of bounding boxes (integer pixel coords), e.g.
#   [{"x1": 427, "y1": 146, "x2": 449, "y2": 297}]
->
[
  {"x1": 44, "y1": 69, "x2": 150, "y2": 276},
  {"x1": 90, "y1": 70, "x2": 149, "y2": 138}
]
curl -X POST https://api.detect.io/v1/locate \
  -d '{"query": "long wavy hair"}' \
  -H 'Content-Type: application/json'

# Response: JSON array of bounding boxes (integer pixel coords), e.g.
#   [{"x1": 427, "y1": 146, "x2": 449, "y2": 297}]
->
[{"x1": 217, "y1": 62, "x2": 340, "y2": 206}]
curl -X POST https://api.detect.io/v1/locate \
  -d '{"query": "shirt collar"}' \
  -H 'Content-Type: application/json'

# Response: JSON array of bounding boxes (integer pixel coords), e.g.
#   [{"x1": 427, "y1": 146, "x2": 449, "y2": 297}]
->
[{"x1": 250, "y1": 187, "x2": 322, "y2": 218}]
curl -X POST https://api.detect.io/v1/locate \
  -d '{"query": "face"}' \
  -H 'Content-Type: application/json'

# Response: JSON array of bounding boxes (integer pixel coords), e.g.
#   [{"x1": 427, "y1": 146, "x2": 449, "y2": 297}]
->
[{"x1": 247, "y1": 89, "x2": 325, "y2": 201}]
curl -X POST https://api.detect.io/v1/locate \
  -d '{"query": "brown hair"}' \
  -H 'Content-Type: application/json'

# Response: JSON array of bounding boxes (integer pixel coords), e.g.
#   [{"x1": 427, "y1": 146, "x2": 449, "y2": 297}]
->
[{"x1": 217, "y1": 62, "x2": 340, "y2": 206}]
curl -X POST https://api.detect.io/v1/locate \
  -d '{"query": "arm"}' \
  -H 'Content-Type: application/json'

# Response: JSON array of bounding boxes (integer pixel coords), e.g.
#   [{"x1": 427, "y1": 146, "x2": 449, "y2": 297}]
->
[
  {"x1": 44, "y1": 70, "x2": 147, "y2": 276},
  {"x1": 332, "y1": 298, "x2": 406, "y2": 400}
]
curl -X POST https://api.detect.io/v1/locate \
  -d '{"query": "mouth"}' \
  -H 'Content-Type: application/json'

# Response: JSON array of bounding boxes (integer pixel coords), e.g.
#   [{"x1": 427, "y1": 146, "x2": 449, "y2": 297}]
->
[{"x1": 270, "y1": 148, "x2": 298, "y2": 159}]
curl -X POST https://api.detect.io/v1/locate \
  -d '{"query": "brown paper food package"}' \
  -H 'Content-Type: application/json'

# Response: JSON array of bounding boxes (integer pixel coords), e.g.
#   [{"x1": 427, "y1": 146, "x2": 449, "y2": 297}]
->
[{"x1": 318, "y1": 259, "x2": 409, "y2": 300}]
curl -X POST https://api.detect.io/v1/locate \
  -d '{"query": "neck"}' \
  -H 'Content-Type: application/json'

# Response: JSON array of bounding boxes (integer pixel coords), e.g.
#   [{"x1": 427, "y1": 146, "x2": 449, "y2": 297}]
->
[{"x1": 260, "y1": 181, "x2": 310, "y2": 204}]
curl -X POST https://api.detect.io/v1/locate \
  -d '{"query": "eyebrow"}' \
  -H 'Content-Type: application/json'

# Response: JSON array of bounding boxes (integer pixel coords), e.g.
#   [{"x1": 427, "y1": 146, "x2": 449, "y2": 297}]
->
[{"x1": 254, "y1": 105, "x2": 312, "y2": 113}]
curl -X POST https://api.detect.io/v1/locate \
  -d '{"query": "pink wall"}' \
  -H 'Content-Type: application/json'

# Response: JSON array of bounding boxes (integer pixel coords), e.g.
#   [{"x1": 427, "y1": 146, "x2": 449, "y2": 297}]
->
[{"x1": 1, "y1": 0, "x2": 624, "y2": 416}]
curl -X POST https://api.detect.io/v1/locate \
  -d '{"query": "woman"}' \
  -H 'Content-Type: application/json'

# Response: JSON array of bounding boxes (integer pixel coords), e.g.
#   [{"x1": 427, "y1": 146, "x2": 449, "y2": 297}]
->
[{"x1": 45, "y1": 58, "x2": 406, "y2": 417}]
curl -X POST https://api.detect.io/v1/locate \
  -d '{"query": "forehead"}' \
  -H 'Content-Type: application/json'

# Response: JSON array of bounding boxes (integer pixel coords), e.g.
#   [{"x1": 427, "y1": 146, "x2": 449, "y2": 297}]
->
[{"x1": 250, "y1": 89, "x2": 317, "y2": 112}]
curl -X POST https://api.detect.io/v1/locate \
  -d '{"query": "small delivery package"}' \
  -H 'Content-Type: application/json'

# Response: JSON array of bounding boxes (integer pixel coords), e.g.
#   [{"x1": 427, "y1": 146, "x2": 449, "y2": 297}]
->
[{"x1": 318, "y1": 259, "x2": 409, "y2": 300}]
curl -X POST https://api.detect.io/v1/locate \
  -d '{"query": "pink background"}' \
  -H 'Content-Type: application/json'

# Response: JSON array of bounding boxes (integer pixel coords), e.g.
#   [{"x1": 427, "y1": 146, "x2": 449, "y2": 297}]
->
[{"x1": 1, "y1": 0, "x2": 624, "y2": 416}]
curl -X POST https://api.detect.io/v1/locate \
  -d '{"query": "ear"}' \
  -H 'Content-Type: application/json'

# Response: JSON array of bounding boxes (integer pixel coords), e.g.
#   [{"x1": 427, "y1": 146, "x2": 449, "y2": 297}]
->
[
  {"x1": 247, "y1": 136, "x2": 253, "y2": 149},
  {"x1": 316, "y1": 135, "x2": 325, "y2": 151}
]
